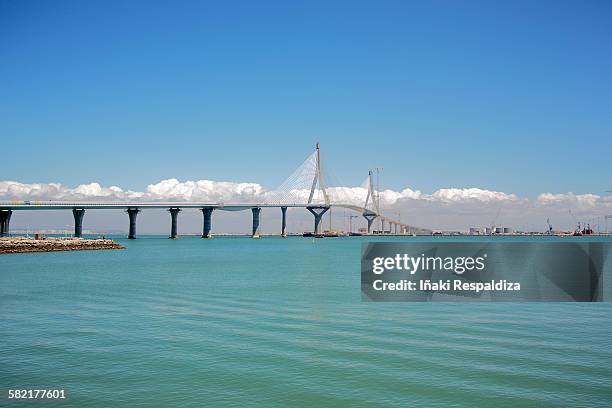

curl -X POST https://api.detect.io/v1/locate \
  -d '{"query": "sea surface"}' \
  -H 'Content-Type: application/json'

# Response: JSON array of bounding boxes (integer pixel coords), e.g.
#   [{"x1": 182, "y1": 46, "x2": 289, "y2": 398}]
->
[{"x1": 1, "y1": 235, "x2": 611, "y2": 407}]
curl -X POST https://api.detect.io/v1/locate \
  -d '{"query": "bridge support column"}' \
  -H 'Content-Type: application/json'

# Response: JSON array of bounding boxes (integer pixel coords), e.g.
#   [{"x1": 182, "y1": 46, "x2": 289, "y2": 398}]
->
[
  {"x1": 281, "y1": 207, "x2": 287, "y2": 237},
  {"x1": 169, "y1": 208, "x2": 180, "y2": 239},
  {"x1": 0, "y1": 209, "x2": 12, "y2": 236},
  {"x1": 307, "y1": 206, "x2": 329, "y2": 235},
  {"x1": 127, "y1": 208, "x2": 140, "y2": 239},
  {"x1": 252, "y1": 207, "x2": 261, "y2": 238},
  {"x1": 363, "y1": 213, "x2": 376, "y2": 234},
  {"x1": 201, "y1": 207, "x2": 214, "y2": 239},
  {"x1": 72, "y1": 209, "x2": 85, "y2": 238}
]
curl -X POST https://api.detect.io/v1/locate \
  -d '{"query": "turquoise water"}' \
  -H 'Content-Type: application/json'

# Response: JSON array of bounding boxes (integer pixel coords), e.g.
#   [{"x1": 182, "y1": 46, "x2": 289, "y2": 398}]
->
[{"x1": 1, "y1": 236, "x2": 611, "y2": 407}]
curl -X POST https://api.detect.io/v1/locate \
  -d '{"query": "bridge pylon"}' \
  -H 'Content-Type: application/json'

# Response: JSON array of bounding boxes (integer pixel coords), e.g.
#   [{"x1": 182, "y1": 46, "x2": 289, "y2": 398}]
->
[
  {"x1": 361, "y1": 170, "x2": 380, "y2": 234},
  {"x1": 308, "y1": 206, "x2": 329, "y2": 235},
  {"x1": 363, "y1": 170, "x2": 380, "y2": 215},
  {"x1": 0, "y1": 209, "x2": 12, "y2": 236},
  {"x1": 363, "y1": 211, "x2": 377, "y2": 234},
  {"x1": 307, "y1": 143, "x2": 329, "y2": 205}
]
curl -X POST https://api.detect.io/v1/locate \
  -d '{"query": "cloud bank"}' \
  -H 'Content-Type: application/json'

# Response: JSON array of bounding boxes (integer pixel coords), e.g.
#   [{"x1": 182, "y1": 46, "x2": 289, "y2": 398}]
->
[
  {"x1": 0, "y1": 179, "x2": 265, "y2": 203},
  {"x1": 1, "y1": 179, "x2": 611, "y2": 231}
]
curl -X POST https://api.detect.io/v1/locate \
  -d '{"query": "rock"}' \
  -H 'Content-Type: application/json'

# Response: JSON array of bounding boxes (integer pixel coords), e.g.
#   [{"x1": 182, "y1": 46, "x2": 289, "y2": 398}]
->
[{"x1": 0, "y1": 237, "x2": 125, "y2": 254}]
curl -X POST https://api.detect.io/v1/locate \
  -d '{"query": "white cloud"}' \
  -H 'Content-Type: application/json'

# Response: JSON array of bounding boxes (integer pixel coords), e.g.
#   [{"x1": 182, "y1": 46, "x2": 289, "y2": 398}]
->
[
  {"x1": 429, "y1": 188, "x2": 517, "y2": 203},
  {"x1": 0, "y1": 179, "x2": 265, "y2": 202},
  {"x1": 0, "y1": 181, "x2": 144, "y2": 201},
  {"x1": 536, "y1": 192, "x2": 605, "y2": 208},
  {"x1": 145, "y1": 179, "x2": 265, "y2": 202}
]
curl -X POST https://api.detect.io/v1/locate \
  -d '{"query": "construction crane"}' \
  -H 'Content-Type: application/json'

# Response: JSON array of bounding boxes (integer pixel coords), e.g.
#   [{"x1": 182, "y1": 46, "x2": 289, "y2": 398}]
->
[
  {"x1": 587, "y1": 216, "x2": 599, "y2": 233},
  {"x1": 546, "y1": 218, "x2": 553, "y2": 234},
  {"x1": 373, "y1": 167, "x2": 383, "y2": 230},
  {"x1": 568, "y1": 209, "x2": 581, "y2": 233},
  {"x1": 569, "y1": 211, "x2": 584, "y2": 234},
  {"x1": 491, "y1": 207, "x2": 501, "y2": 233},
  {"x1": 395, "y1": 211, "x2": 401, "y2": 221},
  {"x1": 346, "y1": 214, "x2": 359, "y2": 233},
  {"x1": 605, "y1": 191, "x2": 612, "y2": 233}
]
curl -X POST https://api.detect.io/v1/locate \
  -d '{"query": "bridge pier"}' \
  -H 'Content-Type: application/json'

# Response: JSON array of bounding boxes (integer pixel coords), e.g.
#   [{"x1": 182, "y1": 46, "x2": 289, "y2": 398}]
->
[
  {"x1": 307, "y1": 206, "x2": 329, "y2": 235},
  {"x1": 201, "y1": 207, "x2": 214, "y2": 238},
  {"x1": 0, "y1": 209, "x2": 12, "y2": 236},
  {"x1": 169, "y1": 208, "x2": 180, "y2": 239},
  {"x1": 363, "y1": 213, "x2": 376, "y2": 234},
  {"x1": 127, "y1": 208, "x2": 140, "y2": 239},
  {"x1": 252, "y1": 207, "x2": 261, "y2": 238},
  {"x1": 281, "y1": 206, "x2": 287, "y2": 237},
  {"x1": 72, "y1": 209, "x2": 85, "y2": 238}
]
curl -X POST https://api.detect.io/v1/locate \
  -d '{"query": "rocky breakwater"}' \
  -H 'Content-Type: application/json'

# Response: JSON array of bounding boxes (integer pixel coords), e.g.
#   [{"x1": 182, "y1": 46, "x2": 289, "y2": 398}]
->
[{"x1": 0, "y1": 237, "x2": 125, "y2": 254}]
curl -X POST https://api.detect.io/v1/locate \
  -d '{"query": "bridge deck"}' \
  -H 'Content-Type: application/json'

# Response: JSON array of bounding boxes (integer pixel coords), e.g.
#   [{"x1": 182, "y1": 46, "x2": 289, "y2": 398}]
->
[
  {"x1": 0, "y1": 201, "x2": 311, "y2": 210},
  {"x1": 0, "y1": 201, "x2": 429, "y2": 232}
]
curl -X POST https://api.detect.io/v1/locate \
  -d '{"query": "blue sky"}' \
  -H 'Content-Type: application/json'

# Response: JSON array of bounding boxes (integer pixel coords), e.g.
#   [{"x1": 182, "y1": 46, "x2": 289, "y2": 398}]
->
[{"x1": 1, "y1": 0, "x2": 611, "y2": 197}]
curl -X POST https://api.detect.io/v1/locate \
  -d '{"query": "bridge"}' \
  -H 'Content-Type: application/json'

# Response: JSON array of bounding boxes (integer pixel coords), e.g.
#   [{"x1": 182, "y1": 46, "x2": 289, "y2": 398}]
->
[{"x1": 0, "y1": 144, "x2": 429, "y2": 238}]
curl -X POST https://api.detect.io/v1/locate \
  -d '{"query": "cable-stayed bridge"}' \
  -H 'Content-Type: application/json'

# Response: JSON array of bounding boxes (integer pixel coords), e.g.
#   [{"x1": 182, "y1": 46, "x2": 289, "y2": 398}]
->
[{"x1": 0, "y1": 144, "x2": 429, "y2": 238}]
